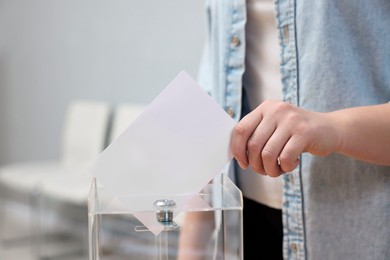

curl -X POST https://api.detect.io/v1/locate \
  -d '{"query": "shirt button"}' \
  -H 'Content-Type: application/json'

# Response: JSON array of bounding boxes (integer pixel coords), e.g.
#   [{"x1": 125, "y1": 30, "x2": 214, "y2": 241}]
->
[
  {"x1": 231, "y1": 35, "x2": 241, "y2": 47},
  {"x1": 290, "y1": 243, "x2": 298, "y2": 253},
  {"x1": 225, "y1": 107, "x2": 235, "y2": 118}
]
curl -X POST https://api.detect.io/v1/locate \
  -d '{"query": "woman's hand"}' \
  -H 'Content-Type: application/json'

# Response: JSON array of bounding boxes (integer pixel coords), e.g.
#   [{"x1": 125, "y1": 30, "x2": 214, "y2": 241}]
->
[{"x1": 231, "y1": 100, "x2": 340, "y2": 177}]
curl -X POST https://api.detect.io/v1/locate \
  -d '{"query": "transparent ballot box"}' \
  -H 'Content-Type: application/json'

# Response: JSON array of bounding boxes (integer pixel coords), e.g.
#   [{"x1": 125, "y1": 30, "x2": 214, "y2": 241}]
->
[{"x1": 88, "y1": 175, "x2": 243, "y2": 259}]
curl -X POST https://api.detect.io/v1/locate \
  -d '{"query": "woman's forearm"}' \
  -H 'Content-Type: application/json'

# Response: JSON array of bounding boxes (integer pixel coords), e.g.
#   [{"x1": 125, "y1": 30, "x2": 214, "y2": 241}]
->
[{"x1": 327, "y1": 103, "x2": 390, "y2": 165}]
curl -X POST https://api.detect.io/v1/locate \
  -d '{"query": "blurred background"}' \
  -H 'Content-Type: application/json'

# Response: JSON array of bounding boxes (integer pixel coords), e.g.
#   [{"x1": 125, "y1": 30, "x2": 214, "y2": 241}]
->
[
  {"x1": 0, "y1": 0, "x2": 205, "y2": 166},
  {"x1": 0, "y1": 0, "x2": 205, "y2": 259}
]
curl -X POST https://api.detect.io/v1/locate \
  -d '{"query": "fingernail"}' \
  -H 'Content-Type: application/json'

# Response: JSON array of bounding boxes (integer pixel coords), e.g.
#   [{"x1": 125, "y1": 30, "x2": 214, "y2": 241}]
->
[{"x1": 237, "y1": 160, "x2": 247, "y2": 169}]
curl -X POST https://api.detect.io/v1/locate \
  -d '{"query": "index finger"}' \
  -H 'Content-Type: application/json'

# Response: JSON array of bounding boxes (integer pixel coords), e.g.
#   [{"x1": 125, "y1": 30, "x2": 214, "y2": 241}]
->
[{"x1": 231, "y1": 109, "x2": 263, "y2": 169}]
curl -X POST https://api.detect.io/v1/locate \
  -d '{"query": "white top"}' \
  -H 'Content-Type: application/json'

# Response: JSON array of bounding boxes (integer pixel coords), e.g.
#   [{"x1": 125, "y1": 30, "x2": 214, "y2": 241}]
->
[{"x1": 238, "y1": 0, "x2": 283, "y2": 209}]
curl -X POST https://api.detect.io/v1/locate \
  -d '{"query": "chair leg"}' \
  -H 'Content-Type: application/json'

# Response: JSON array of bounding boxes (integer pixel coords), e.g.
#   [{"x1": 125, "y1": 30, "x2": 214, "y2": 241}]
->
[
  {"x1": 31, "y1": 189, "x2": 88, "y2": 260},
  {"x1": 0, "y1": 192, "x2": 8, "y2": 244},
  {"x1": 0, "y1": 189, "x2": 34, "y2": 248},
  {"x1": 30, "y1": 185, "x2": 43, "y2": 258}
]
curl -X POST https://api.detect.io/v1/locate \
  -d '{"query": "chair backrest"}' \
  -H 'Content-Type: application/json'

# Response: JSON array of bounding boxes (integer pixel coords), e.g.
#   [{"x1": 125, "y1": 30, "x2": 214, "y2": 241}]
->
[
  {"x1": 60, "y1": 100, "x2": 110, "y2": 166},
  {"x1": 109, "y1": 103, "x2": 146, "y2": 144}
]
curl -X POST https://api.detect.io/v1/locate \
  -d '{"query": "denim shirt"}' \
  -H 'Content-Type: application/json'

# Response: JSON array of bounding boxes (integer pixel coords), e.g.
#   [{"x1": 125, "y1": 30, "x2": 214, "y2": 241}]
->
[{"x1": 199, "y1": 0, "x2": 390, "y2": 259}]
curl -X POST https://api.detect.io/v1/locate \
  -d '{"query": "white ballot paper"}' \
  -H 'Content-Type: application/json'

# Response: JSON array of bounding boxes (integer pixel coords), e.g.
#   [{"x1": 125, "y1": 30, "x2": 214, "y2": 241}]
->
[{"x1": 88, "y1": 71, "x2": 236, "y2": 235}]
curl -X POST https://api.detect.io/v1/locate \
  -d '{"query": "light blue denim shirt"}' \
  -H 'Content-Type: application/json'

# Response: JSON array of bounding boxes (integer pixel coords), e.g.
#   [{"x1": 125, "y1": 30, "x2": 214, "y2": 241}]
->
[{"x1": 199, "y1": 0, "x2": 390, "y2": 259}]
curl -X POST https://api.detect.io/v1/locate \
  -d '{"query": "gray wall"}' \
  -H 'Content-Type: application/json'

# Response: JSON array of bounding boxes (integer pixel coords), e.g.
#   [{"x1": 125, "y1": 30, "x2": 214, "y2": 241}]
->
[{"x1": 0, "y1": 0, "x2": 206, "y2": 165}]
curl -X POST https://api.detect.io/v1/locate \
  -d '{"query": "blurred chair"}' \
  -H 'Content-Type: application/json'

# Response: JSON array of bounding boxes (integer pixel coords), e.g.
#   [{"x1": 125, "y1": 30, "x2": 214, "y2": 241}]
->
[
  {"x1": 0, "y1": 100, "x2": 111, "y2": 254},
  {"x1": 34, "y1": 103, "x2": 146, "y2": 206},
  {"x1": 31, "y1": 103, "x2": 146, "y2": 258},
  {"x1": 108, "y1": 103, "x2": 145, "y2": 143}
]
